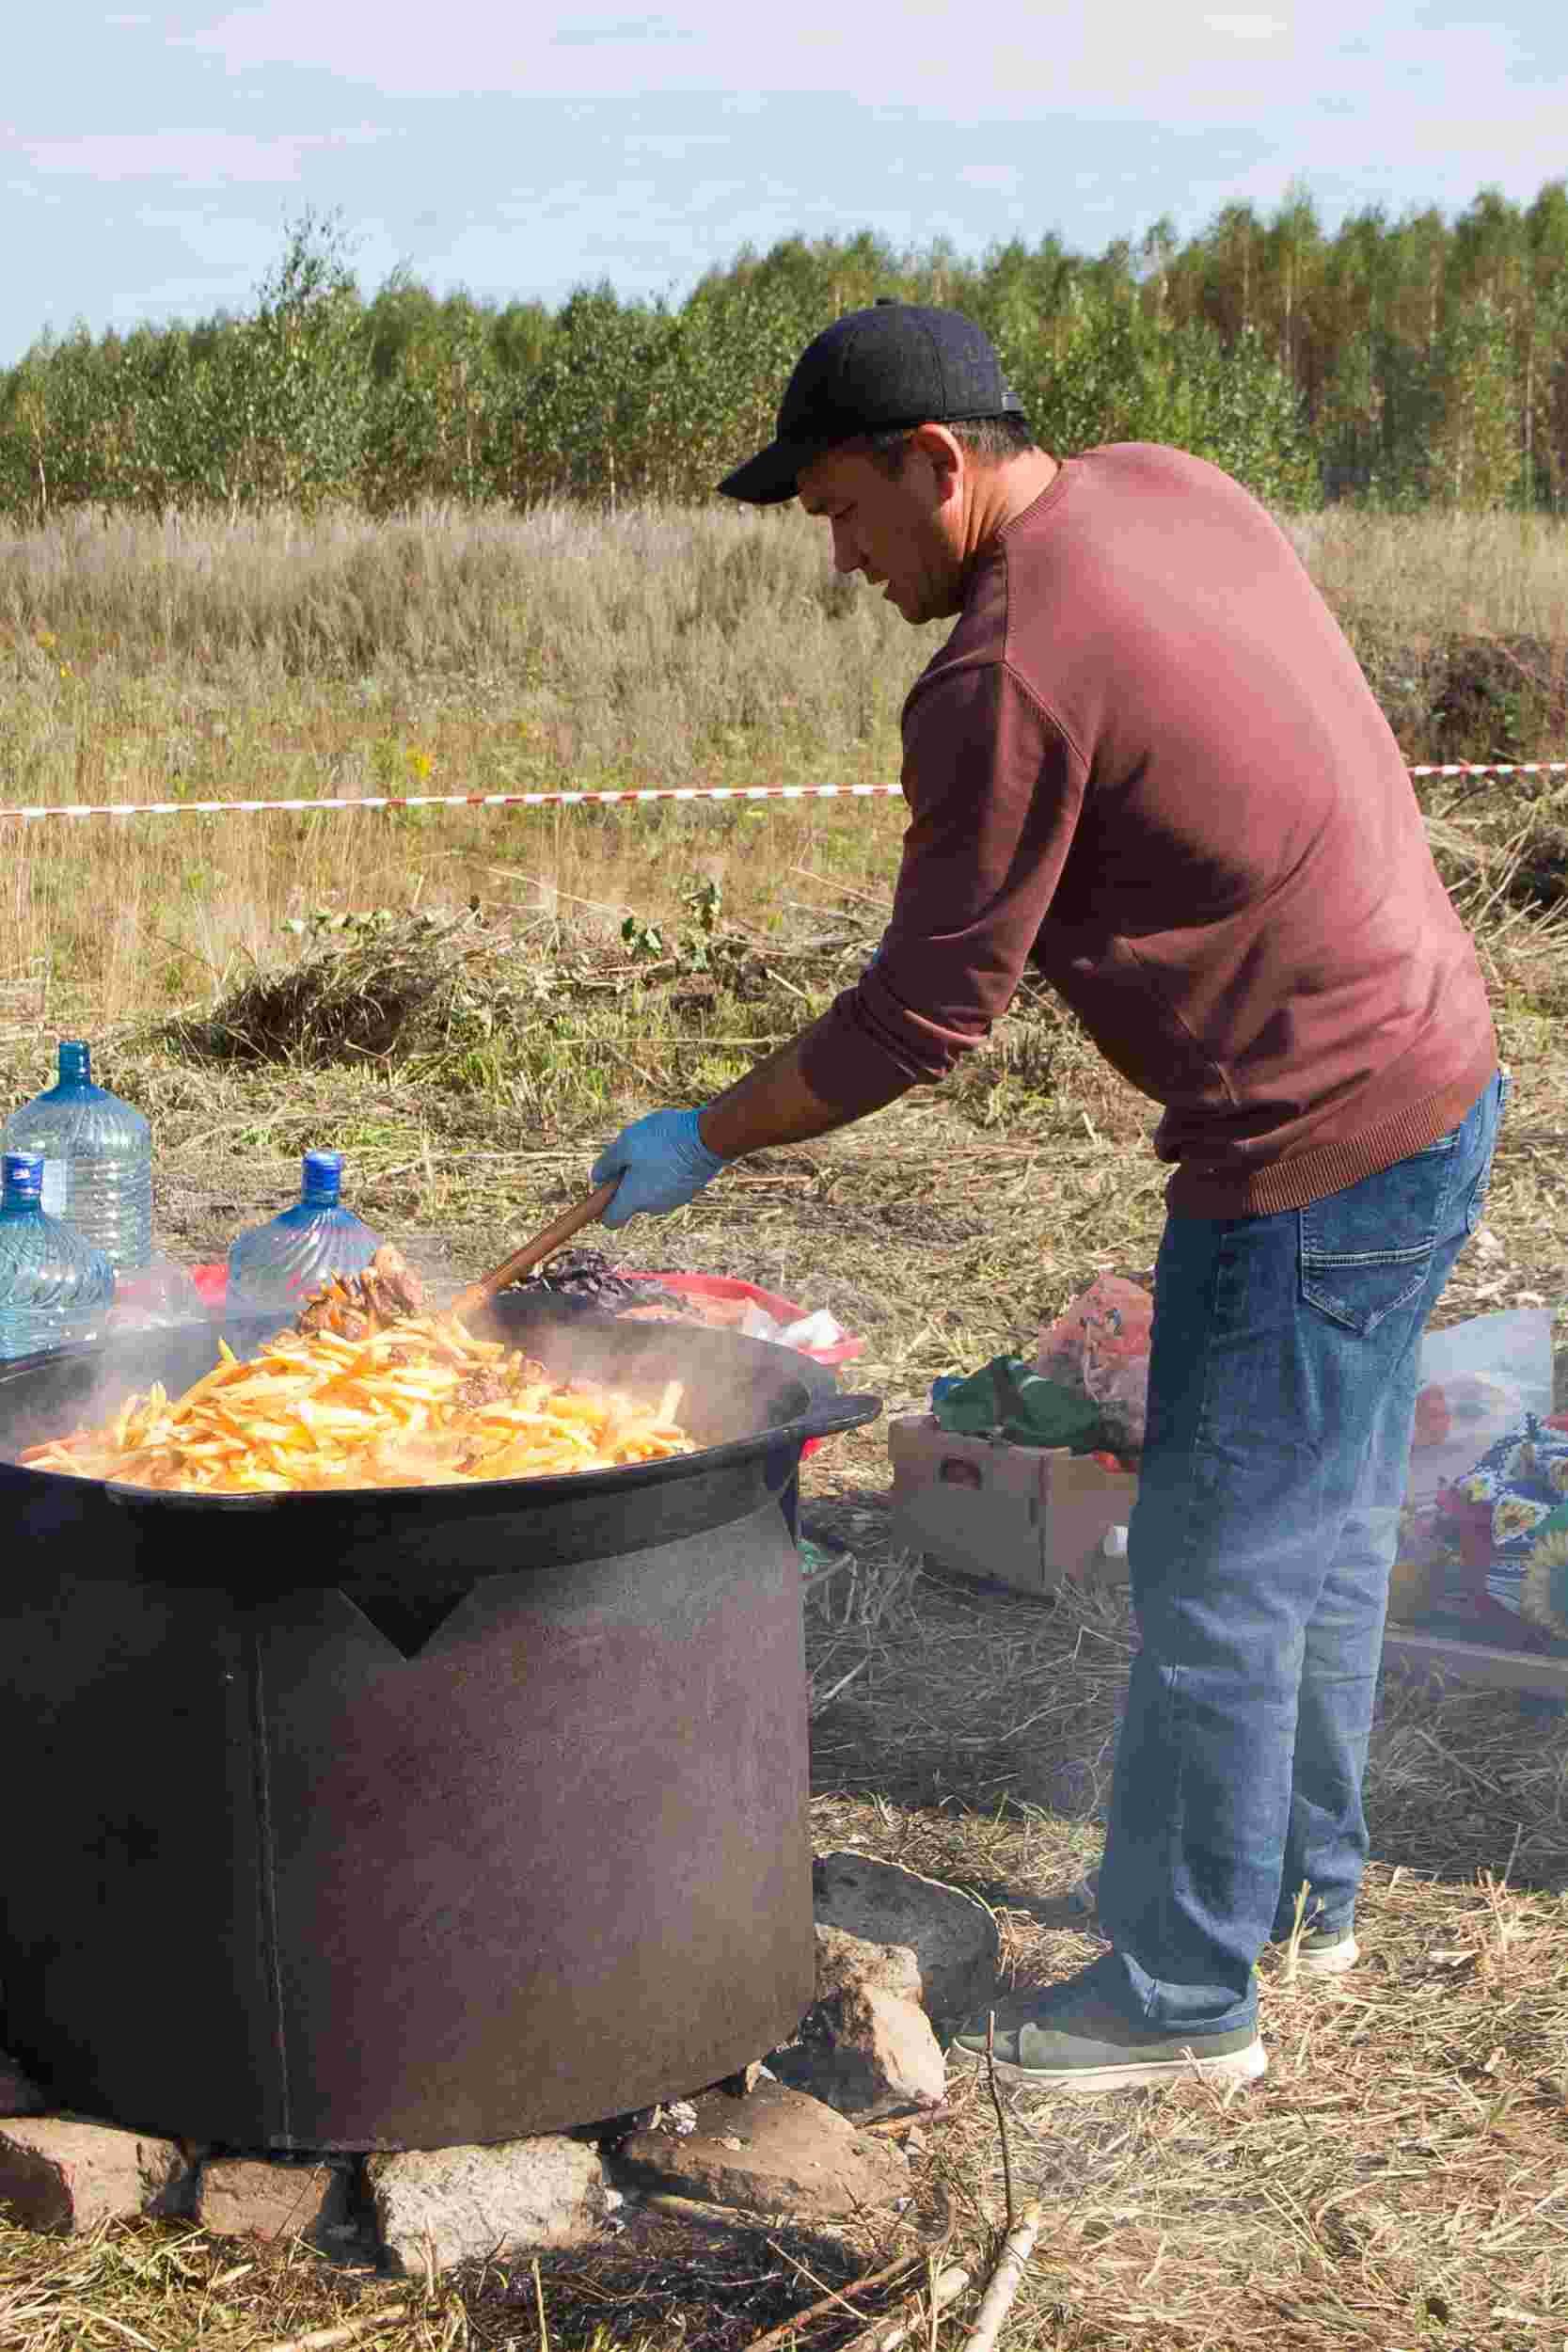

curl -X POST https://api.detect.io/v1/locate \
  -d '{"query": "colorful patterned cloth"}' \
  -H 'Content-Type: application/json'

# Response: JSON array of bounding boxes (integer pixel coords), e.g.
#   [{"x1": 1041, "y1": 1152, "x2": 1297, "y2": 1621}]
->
[
  {"x1": 1520, "y1": 1502, "x2": 1568, "y2": 1638},
  {"x1": 1436, "y1": 1413, "x2": 1568, "y2": 1630}
]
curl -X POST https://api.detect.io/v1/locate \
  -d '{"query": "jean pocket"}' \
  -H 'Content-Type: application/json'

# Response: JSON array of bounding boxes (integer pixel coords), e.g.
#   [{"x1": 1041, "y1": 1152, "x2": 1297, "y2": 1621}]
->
[
  {"x1": 1465, "y1": 1068, "x2": 1511, "y2": 1235},
  {"x1": 1299, "y1": 1131, "x2": 1461, "y2": 1336}
]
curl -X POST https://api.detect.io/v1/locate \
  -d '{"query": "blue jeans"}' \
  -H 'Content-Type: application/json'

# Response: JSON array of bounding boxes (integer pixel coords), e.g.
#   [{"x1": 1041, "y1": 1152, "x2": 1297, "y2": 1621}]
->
[{"x1": 1095, "y1": 1071, "x2": 1507, "y2": 2037}]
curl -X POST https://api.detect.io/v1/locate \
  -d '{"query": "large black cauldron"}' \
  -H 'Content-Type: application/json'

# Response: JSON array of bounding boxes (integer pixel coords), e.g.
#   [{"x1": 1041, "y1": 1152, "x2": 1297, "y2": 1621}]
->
[{"x1": 0, "y1": 1301, "x2": 879, "y2": 2151}]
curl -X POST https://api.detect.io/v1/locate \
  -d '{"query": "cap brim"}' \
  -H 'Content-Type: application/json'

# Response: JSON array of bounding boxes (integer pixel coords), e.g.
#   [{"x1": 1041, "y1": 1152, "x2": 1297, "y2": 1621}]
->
[{"x1": 715, "y1": 437, "x2": 824, "y2": 505}]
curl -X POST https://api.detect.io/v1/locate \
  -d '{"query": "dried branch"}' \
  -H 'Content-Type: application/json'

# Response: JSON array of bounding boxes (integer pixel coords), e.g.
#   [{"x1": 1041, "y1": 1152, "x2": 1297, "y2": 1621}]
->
[
  {"x1": 860, "y1": 2103, "x2": 953, "y2": 2137},
  {"x1": 256, "y1": 2301, "x2": 410, "y2": 2352},
  {"x1": 984, "y1": 2013, "x2": 1016, "y2": 2230},
  {"x1": 738, "y1": 2248, "x2": 924, "y2": 2352},
  {"x1": 960, "y1": 2203, "x2": 1043, "y2": 2352},
  {"x1": 839, "y1": 2264, "x2": 972, "y2": 2352}
]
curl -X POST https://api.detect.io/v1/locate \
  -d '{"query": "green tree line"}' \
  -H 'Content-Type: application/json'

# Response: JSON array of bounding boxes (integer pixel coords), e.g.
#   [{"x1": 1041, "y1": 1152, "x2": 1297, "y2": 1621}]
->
[{"x1": 4, "y1": 178, "x2": 1568, "y2": 525}]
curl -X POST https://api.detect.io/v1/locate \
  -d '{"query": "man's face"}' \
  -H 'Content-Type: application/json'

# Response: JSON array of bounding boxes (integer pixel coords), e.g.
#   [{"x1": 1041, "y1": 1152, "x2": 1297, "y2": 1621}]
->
[{"x1": 796, "y1": 437, "x2": 965, "y2": 626}]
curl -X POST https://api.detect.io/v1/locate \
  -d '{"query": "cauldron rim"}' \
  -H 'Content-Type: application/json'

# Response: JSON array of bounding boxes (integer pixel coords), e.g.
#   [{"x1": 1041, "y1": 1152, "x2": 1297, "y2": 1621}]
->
[{"x1": 0, "y1": 1297, "x2": 879, "y2": 1517}]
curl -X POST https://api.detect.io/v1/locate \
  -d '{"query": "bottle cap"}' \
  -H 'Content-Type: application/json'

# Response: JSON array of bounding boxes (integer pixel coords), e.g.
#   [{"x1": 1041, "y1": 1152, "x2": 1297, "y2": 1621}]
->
[
  {"x1": 58, "y1": 1041, "x2": 91, "y2": 1083},
  {"x1": 302, "y1": 1150, "x2": 345, "y2": 1198},
  {"x1": 3, "y1": 1152, "x2": 44, "y2": 1200}
]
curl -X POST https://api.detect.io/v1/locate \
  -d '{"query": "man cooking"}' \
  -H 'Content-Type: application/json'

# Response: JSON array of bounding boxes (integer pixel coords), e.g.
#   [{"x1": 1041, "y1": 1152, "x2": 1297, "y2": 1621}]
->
[{"x1": 592, "y1": 302, "x2": 1502, "y2": 2093}]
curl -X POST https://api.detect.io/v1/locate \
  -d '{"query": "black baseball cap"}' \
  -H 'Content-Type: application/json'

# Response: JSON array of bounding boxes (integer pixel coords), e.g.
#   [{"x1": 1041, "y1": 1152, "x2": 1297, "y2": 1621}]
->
[{"x1": 717, "y1": 302, "x2": 1027, "y2": 505}]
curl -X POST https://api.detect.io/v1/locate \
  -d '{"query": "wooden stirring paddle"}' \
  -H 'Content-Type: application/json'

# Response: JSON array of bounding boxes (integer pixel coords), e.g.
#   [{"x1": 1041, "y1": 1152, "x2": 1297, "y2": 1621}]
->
[{"x1": 449, "y1": 1179, "x2": 620, "y2": 1321}]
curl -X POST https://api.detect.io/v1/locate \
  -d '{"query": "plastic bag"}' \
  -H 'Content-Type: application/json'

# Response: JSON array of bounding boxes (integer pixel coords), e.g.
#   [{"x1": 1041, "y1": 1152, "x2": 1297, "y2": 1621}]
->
[
  {"x1": 1035, "y1": 1276, "x2": 1153, "y2": 1454},
  {"x1": 736, "y1": 1301, "x2": 847, "y2": 1352},
  {"x1": 931, "y1": 1356, "x2": 1105, "y2": 1450},
  {"x1": 107, "y1": 1255, "x2": 208, "y2": 1333},
  {"x1": 1435, "y1": 1411, "x2": 1568, "y2": 1625},
  {"x1": 1405, "y1": 1306, "x2": 1556, "y2": 1505},
  {"x1": 777, "y1": 1308, "x2": 847, "y2": 1352}
]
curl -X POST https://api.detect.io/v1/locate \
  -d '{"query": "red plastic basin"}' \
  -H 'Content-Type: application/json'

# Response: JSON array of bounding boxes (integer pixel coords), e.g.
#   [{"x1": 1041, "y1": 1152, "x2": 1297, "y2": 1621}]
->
[
  {"x1": 626, "y1": 1276, "x2": 862, "y2": 1458},
  {"x1": 624, "y1": 1272, "x2": 863, "y2": 1368},
  {"x1": 186, "y1": 1264, "x2": 860, "y2": 1359}
]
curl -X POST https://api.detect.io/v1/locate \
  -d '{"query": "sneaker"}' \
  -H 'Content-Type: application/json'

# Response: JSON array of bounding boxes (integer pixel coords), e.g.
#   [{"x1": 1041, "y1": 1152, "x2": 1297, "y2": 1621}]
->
[
  {"x1": 1069, "y1": 1870, "x2": 1359, "y2": 1976},
  {"x1": 950, "y1": 1976, "x2": 1266, "y2": 2093},
  {"x1": 1278, "y1": 1925, "x2": 1360, "y2": 1975}
]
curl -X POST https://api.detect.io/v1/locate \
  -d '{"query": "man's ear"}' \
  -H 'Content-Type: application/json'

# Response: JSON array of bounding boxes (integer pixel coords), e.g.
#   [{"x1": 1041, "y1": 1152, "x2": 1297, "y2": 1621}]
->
[{"x1": 905, "y1": 421, "x2": 964, "y2": 501}]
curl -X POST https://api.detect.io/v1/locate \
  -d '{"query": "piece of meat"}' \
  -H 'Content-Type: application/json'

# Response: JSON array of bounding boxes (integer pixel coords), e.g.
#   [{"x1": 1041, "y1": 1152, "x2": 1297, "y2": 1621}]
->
[
  {"x1": 294, "y1": 1291, "x2": 347, "y2": 1336},
  {"x1": 293, "y1": 1245, "x2": 426, "y2": 1338},
  {"x1": 294, "y1": 1284, "x2": 371, "y2": 1339},
  {"x1": 455, "y1": 1368, "x2": 510, "y2": 1409},
  {"x1": 362, "y1": 1244, "x2": 424, "y2": 1318},
  {"x1": 358, "y1": 1276, "x2": 398, "y2": 1325}
]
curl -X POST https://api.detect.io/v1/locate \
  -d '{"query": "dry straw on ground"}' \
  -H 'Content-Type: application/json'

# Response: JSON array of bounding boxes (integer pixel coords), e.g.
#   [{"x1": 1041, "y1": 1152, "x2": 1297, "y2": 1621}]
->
[
  {"x1": 1, "y1": 502, "x2": 1566, "y2": 2349},
  {"x1": 1, "y1": 1045, "x2": 1562, "y2": 2352},
  {"x1": 167, "y1": 911, "x2": 492, "y2": 1066}
]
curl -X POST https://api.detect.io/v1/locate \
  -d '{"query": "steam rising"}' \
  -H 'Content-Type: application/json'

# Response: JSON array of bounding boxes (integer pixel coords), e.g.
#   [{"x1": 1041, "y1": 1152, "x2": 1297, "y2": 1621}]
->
[{"x1": 0, "y1": 1297, "x2": 818, "y2": 1483}]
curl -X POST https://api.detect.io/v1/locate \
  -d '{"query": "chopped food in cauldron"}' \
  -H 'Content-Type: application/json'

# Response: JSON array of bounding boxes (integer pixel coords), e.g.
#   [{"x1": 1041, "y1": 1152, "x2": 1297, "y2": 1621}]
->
[
  {"x1": 21, "y1": 1252, "x2": 695, "y2": 1495},
  {"x1": 295, "y1": 1243, "x2": 427, "y2": 1338}
]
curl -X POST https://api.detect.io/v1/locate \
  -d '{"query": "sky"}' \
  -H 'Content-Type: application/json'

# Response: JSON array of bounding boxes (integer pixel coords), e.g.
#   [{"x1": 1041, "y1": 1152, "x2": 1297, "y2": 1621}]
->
[{"x1": 3, "y1": 2, "x2": 1566, "y2": 364}]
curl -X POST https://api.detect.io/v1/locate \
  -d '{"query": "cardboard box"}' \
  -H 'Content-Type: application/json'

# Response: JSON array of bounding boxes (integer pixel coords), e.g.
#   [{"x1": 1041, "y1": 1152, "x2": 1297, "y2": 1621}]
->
[{"x1": 889, "y1": 1413, "x2": 1137, "y2": 1597}]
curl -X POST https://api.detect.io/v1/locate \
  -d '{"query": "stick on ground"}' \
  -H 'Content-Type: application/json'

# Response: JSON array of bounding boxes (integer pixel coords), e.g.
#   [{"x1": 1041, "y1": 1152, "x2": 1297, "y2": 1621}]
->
[
  {"x1": 860, "y1": 2103, "x2": 952, "y2": 2137},
  {"x1": 256, "y1": 2303, "x2": 410, "y2": 2352},
  {"x1": 961, "y1": 2204, "x2": 1043, "y2": 2352},
  {"x1": 738, "y1": 2249, "x2": 924, "y2": 2352},
  {"x1": 984, "y1": 2013, "x2": 1016, "y2": 2229},
  {"x1": 839, "y1": 2265, "x2": 971, "y2": 2352},
  {"x1": 642, "y1": 2189, "x2": 781, "y2": 2230}
]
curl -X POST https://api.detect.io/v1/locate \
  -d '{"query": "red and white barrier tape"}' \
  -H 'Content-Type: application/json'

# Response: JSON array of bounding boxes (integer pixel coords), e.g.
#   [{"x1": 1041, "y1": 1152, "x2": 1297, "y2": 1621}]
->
[
  {"x1": 1409, "y1": 761, "x2": 1568, "y2": 778},
  {"x1": 0, "y1": 762, "x2": 1561, "y2": 825},
  {"x1": 0, "y1": 782, "x2": 905, "y2": 823}
]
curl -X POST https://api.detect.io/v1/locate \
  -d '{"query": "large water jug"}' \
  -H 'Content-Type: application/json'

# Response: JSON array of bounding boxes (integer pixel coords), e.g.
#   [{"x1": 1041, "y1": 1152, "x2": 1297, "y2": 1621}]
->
[
  {"x1": 227, "y1": 1151, "x2": 382, "y2": 1315},
  {"x1": 1, "y1": 1040, "x2": 152, "y2": 1272},
  {"x1": 0, "y1": 1152, "x2": 118, "y2": 1360}
]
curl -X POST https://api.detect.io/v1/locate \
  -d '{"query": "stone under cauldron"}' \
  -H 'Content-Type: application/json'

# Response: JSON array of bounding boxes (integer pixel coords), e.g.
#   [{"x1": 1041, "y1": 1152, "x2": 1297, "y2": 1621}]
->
[
  {"x1": 0, "y1": 1854, "x2": 997, "y2": 2267},
  {"x1": 0, "y1": 1302, "x2": 1000, "y2": 2266}
]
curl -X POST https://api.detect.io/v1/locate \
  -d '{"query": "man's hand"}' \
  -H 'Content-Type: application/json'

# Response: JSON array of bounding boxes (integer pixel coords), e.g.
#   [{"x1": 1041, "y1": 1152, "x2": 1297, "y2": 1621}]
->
[
  {"x1": 591, "y1": 1108, "x2": 729, "y2": 1229},
  {"x1": 592, "y1": 1021, "x2": 909, "y2": 1230}
]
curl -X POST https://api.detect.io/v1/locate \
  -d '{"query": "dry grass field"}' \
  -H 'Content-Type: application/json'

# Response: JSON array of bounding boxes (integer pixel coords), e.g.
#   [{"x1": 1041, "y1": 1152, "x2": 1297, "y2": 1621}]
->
[
  {"x1": 2, "y1": 499, "x2": 1566, "y2": 1025},
  {"x1": 1, "y1": 501, "x2": 1567, "y2": 2352}
]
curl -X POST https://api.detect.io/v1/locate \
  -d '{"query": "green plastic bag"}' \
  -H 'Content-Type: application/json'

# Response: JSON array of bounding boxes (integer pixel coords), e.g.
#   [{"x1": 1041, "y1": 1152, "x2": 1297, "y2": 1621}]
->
[{"x1": 931, "y1": 1355, "x2": 1105, "y2": 1452}]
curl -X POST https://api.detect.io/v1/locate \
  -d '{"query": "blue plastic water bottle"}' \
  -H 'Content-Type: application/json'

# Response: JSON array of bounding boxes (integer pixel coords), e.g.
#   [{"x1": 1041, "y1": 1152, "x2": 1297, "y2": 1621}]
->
[
  {"x1": 0, "y1": 1152, "x2": 118, "y2": 1361},
  {"x1": 0, "y1": 1040, "x2": 153, "y2": 1272},
  {"x1": 227, "y1": 1151, "x2": 382, "y2": 1314}
]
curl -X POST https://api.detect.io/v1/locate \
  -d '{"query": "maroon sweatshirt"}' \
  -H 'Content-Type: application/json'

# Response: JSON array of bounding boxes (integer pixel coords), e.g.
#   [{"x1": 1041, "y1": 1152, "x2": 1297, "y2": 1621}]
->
[{"x1": 800, "y1": 442, "x2": 1497, "y2": 1217}]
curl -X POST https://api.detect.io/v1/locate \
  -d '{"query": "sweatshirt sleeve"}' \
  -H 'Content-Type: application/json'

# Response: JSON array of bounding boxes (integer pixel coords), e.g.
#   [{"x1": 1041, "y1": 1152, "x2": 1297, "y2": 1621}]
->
[{"x1": 799, "y1": 658, "x2": 1087, "y2": 1113}]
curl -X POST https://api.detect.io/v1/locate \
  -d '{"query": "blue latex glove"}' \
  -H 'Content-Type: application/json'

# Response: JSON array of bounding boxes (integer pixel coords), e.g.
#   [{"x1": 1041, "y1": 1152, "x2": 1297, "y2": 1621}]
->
[{"x1": 592, "y1": 1107, "x2": 728, "y2": 1229}]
